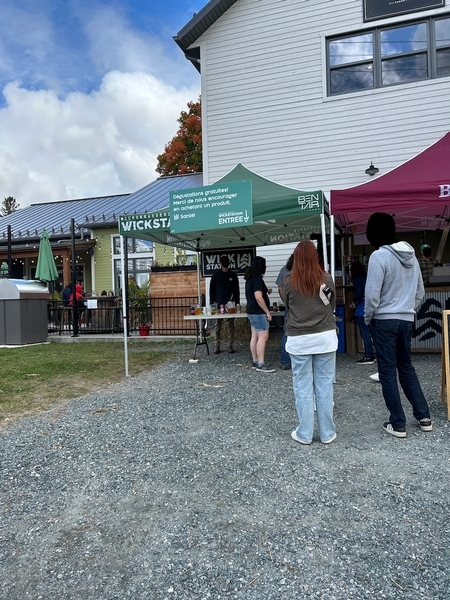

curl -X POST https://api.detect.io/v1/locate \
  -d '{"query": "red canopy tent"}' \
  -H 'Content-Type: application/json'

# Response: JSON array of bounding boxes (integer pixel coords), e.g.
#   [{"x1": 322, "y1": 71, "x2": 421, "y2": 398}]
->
[{"x1": 330, "y1": 132, "x2": 450, "y2": 236}]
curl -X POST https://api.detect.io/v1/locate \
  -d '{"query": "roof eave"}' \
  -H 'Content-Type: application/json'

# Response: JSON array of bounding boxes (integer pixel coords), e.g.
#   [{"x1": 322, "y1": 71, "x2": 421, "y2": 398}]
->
[{"x1": 174, "y1": 0, "x2": 237, "y2": 62}]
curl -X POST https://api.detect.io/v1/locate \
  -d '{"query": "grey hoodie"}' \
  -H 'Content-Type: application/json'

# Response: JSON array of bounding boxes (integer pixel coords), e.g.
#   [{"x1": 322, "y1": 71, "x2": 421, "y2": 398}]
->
[{"x1": 364, "y1": 241, "x2": 424, "y2": 325}]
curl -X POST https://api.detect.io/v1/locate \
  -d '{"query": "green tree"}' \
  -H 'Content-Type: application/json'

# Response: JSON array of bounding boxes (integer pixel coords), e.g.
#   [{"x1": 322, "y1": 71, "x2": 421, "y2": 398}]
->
[
  {"x1": 156, "y1": 97, "x2": 202, "y2": 176},
  {"x1": 1, "y1": 196, "x2": 20, "y2": 216}
]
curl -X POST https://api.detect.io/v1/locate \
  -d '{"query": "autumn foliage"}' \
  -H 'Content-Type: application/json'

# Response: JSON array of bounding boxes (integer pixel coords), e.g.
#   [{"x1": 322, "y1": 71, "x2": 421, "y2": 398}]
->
[{"x1": 156, "y1": 97, "x2": 202, "y2": 176}]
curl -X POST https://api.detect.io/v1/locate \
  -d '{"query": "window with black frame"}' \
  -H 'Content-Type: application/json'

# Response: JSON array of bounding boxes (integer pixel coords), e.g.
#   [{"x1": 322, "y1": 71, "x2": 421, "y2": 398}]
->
[
  {"x1": 327, "y1": 15, "x2": 450, "y2": 96},
  {"x1": 112, "y1": 236, "x2": 154, "y2": 290}
]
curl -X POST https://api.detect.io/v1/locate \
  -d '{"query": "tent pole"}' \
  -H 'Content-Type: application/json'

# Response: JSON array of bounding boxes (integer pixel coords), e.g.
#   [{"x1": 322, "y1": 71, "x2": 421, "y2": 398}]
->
[
  {"x1": 120, "y1": 234, "x2": 129, "y2": 377},
  {"x1": 436, "y1": 229, "x2": 449, "y2": 264},
  {"x1": 320, "y1": 213, "x2": 329, "y2": 272},
  {"x1": 330, "y1": 215, "x2": 335, "y2": 281},
  {"x1": 197, "y1": 251, "x2": 201, "y2": 304}
]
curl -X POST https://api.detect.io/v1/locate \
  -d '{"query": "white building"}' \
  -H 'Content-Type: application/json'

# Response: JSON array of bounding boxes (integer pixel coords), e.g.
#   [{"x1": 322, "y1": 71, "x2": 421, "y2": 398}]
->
[{"x1": 175, "y1": 1, "x2": 450, "y2": 267}]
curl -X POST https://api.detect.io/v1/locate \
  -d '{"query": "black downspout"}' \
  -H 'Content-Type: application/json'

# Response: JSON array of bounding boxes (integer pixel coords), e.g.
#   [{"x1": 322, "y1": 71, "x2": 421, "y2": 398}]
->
[{"x1": 7, "y1": 225, "x2": 12, "y2": 275}]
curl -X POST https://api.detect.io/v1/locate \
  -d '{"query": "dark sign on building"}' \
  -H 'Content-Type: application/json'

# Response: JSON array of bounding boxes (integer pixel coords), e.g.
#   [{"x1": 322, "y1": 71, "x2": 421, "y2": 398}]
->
[
  {"x1": 201, "y1": 247, "x2": 256, "y2": 277},
  {"x1": 364, "y1": 0, "x2": 445, "y2": 21}
]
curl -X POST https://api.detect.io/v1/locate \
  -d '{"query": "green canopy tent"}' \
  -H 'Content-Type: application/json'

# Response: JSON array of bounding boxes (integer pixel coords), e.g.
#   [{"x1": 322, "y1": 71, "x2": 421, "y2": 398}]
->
[
  {"x1": 117, "y1": 164, "x2": 333, "y2": 375},
  {"x1": 119, "y1": 164, "x2": 330, "y2": 253}
]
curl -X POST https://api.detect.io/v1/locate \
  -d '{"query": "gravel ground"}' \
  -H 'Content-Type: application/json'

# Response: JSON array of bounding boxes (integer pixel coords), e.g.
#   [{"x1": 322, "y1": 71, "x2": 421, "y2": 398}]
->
[{"x1": 0, "y1": 329, "x2": 449, "y2": 600}]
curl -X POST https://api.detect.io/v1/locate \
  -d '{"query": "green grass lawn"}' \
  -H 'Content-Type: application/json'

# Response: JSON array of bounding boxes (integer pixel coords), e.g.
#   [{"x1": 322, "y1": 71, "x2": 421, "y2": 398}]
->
[{"x1": 0, "y1": 342, "x2": 179, "y2": 429}]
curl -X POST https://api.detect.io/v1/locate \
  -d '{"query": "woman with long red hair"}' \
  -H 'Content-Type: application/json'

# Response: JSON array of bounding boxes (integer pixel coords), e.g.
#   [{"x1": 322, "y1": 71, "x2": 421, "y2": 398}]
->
[{"x1": 284, "y1": 240, "x2": 338, "y2": 444}]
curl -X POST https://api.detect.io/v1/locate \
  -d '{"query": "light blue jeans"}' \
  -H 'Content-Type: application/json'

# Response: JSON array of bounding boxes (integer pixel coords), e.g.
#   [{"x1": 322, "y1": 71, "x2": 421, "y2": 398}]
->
[{"x1": 290, "y1": 351, "x2": 336, "y2": 443}]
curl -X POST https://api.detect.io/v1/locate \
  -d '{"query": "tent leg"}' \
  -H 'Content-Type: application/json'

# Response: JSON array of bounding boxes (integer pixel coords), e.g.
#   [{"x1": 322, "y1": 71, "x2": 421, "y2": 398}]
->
[
  {"x1": 197, "y1": 251, "x2": 201, "y2": 304},
  {"x1": 320, "y1": 213, "x2": 329, "y2": 272},
  {"x1": 330, "y1": 215, "x2": 335, "y2": 281},
  {"x1": 120, "y1": 235, "x2": 129, "y2": 377},
  {"x1": 436, "y1": 229, "x2": 449, "y2": 264}
]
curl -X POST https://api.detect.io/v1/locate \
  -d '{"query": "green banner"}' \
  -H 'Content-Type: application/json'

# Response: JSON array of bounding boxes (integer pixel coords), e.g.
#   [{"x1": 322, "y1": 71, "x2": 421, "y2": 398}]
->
[{"x1": 170, "y1": 180, "x2": 253, "y2": 233}]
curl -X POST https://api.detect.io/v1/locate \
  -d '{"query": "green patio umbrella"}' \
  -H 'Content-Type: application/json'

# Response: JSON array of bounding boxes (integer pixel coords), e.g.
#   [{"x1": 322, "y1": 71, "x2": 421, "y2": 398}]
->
[
  {"x1": 0, "y1": 262, "x2": 9, "y2": 278},
  {"x1": 35, "y1": 230, "x2": 58, "y2": 283}
]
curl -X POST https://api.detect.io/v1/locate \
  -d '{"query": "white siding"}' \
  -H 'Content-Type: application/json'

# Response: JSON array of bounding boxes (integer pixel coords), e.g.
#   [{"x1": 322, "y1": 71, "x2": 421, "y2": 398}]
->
[
  {"x1": 256, "y1": 242, "x2": 297, "y2": 305},
  {"x1": 205, "y1": 242, "x2": 297, "y2": 307},
  {"x1": 195, "y1": 0, "x2": 450, "y2": 200}
]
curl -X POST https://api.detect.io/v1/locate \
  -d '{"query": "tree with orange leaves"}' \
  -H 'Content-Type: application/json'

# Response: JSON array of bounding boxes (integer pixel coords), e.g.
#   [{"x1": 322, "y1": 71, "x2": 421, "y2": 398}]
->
[{"x1": 156, "y1": 97, "x2": 202, "y2": 176}]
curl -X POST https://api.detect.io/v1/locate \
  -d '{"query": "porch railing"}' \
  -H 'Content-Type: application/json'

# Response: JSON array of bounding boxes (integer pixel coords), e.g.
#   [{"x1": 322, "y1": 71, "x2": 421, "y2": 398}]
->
[{"x1": 47, "y1": 297, "x2": 199, "y2": 336}]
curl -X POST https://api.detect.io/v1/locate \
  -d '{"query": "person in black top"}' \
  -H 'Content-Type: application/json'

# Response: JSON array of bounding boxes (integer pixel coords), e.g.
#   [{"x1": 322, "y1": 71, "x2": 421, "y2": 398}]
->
[
  {"x1": 209, "y1": 255, "x2": 240, "y2": 354},
  {"x1": 245, "y1": 256, "x2": 274, "y2": 372}
]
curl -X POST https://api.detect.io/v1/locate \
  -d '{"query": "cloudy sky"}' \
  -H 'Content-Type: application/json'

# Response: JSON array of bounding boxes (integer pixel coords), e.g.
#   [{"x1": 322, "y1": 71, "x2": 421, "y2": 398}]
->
[{"x1": 0, "y1": 0, "x2": 205, "y2": 208}]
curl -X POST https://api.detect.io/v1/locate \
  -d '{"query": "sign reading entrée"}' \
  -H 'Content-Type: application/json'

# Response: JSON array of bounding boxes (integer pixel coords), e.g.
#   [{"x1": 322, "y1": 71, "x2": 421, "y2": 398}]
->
[{"x1": 170, "y1": 180, "x2": 252, "y2": 234}]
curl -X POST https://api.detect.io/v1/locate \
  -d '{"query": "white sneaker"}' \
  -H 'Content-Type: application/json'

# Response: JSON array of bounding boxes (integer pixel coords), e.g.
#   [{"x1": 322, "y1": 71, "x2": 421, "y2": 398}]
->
[
  {"x1": 291, "y1": 430, "x2": 311, "y2": 445},
  {"x1": 370, "y1": 372, "x2": 380, "y2": 382}
]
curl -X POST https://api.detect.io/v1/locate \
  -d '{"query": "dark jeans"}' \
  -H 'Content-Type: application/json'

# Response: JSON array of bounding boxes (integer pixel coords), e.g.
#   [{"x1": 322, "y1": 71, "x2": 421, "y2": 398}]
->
[
  {"x1": 355, "y1": 316, "x2": 374, "y2": 358},
  {"x1": 280, "y1": 309, "x2": 290, "y2": 367},
  {"x1": 370, "y1": 319, "x2": 430, "y2": 428}
]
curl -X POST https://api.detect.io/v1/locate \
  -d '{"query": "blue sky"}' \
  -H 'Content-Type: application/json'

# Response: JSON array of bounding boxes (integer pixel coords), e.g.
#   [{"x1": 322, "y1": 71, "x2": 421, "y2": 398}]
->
[{"x1": 0, "y1": 0, "x2": 206, "y2": 208}]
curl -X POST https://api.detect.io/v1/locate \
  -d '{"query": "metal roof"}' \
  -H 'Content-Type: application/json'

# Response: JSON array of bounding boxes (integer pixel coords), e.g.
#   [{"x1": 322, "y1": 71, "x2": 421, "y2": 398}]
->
[
  {"x1": 174, "y1": 0, "x2": 237, "y2": 70},
  {"x1": 0, "y1": 173, "x2": 203, "y2": 242}
]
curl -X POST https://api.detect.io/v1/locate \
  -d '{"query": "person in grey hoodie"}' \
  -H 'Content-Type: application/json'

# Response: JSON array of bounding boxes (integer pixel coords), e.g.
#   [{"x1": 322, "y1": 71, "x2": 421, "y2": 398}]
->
[{"x1": 365, "y1": 212, "x2": 432, "y2": 438}]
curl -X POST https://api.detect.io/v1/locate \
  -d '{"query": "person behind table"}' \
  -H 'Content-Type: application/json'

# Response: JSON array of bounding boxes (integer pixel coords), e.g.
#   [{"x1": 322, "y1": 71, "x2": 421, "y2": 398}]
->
[
  {"x1": 209, "y1": 255, "x2": 240, "y2": 354},
  {"x1": 418, "y1": 243, "x2": 439, "y2": 284},
  {"x1": 276, "y1": 253, "x2": 294, "y2": 370},
  {"x1": 284, "y1": 241, "x2": 337, "y2": 445},
  {"x1": 350, "y1": 260, "x2": 375, "y2": 365},
  {"x1": 244, "y1": 256, "x2": 274, "y2": 372},
  {"x1": 365, "y1": 212, "x2": 432, "y2": 438}
]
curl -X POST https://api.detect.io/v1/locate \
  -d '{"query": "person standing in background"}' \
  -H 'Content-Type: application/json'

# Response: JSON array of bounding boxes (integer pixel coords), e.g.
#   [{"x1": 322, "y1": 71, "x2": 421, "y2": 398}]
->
[
  {"x1": 350, "y1": 260, "x2": 375, "y2": 365},
  {"x1": 62, "y1": 282, "x2": 73, "y2": 307},
  {"x1": 418, "y1": 244, "x2": 439, "y2": 284},
  {"x1": 209, "y1": 255, "x2": 240, "y2": 354},
  {"x1": 245, "y1": 256, "x2": 274, "y2": 372},
  {"x1": 365, "y1": 213, "x2": 432, "y2": 438},
  {"x1": 285, "y1": 241, "x2": 337, "y2": 445},
  {"x1": 276, "y1": 253, "x2": 293, "y2": 370}
]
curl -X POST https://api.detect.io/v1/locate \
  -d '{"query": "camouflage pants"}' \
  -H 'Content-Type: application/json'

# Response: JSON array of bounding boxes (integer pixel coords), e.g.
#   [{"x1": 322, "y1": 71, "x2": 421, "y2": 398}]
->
[{"x1": 215, "y1": 318, "x2": 235, "y2": 347}]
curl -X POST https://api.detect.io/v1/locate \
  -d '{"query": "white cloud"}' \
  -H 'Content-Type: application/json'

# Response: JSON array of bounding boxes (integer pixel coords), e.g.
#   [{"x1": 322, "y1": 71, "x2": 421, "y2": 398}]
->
[
  {"x1": 0, "y1": 72, "x2": 200, "y2": 207},
  {"x1": 0, "y1": 1, "x2": 202, "y2": 208}
]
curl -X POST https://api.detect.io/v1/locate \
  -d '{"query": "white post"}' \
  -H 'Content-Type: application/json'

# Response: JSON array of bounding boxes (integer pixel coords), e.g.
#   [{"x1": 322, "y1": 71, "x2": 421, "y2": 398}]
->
[
  {"x1": 197, "y1": 251, "x2": 201, "y2": 304},
  {"x1": 330, "y1": 215, "x2": 335, "y2": 282},
  {"x1": 320, "y1": 213, "x2": 329, "y2": 272},
  {"x1": 120, "y1": 235, "x2": 129, "y2": 377}
]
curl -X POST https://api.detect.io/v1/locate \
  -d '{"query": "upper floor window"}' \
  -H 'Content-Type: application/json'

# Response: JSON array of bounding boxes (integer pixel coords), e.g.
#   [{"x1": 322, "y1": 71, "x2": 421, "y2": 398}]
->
[
  {"x1": 436, "y1": 16, "x2": 450, "y2": 77},
  {"x1": 113, "y1": 236, "x2": 153, "y2": 255},
  {"x1": 327, "y1": 15, "x2": 450, "y2": 95}
]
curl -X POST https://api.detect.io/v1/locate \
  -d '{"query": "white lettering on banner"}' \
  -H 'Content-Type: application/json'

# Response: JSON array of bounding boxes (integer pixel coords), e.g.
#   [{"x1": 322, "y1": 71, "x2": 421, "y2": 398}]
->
[
  {"x1": 237, "y1": 253, "x2": 252, "y2": 269},
  {"x1": 204, "y1": 187, "x2": 228, "y2": 197},
  {"x1": 218, "y1": 216, "x2": 244, "y2": 225},
  {"x1": 269, "y1": 233, "x2": 304, "y2": 243},
  {"x1": 172, "y1": 191, "x2": 204, "y2": 200},
  {"x1": 121, "y1": 217, "x2": 170, "y2": 232},
  {"x1": 203, "y1": 251, "x2": 253, "y2": 273},
  {"x1": 297, "y1": 194, "x2": 321, "y2": 211},
  {"x1": 439, "y1": 185, "x2": 450, "y2": 197}
]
